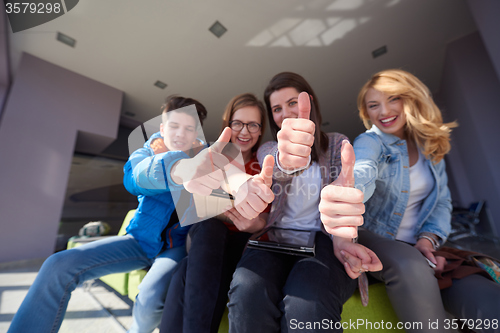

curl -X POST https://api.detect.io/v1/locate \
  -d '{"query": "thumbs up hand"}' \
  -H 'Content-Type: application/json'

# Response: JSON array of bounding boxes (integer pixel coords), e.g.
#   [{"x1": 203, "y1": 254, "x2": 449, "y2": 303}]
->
[
  {"x1": 276, "y1": 92, "x2": 315, "y2": 171},
  {"x1": 232, "y1": 155, "x2": 275, "y2": 220},
  {"x1": 254, "y1": 154, "x2": 274, "y2": 188},
  {"x1": 171, "y1": 127, "x2": 231, "y2": 196},
  {"x1": 319, "y1": 140, "x2": 365, "y2": 238}
]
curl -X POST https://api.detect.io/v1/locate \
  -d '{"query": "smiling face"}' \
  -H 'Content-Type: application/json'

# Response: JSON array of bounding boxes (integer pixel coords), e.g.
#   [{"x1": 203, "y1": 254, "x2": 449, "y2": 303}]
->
[
  {"x1": 269, "y1": 87, "x2": 300, "y2": 129},
  {"x1": 365, "y1": 87, "x2": 407, "y2": 139},
  {"x1": 230, "y1": 106, "x2": 262, "y2": 155},
  {"x1": 160, "y1": 111, "x2": 197, "y2": 152}
]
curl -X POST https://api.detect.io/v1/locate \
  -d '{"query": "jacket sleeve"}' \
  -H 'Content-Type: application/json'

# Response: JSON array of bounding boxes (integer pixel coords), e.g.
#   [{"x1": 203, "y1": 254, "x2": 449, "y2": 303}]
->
[
  {"x1": 353, "y1": 133, "x2": 383, "y2": 203},
  {"x1": 123, "y1": 147, "x2": 188, "y2": 197},
  {"x1": 417, "y1": 159, "x2": 453, "y2": 244}
]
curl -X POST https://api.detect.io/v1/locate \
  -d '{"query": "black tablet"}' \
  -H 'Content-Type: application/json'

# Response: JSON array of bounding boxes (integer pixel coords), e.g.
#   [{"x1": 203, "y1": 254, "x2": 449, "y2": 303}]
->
[{"x1": 247, "y1": 227, "x2": 316, "y2": 257}]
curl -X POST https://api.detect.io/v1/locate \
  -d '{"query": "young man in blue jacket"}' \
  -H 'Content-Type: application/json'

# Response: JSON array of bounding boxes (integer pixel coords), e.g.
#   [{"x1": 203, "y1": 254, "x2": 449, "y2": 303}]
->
[{"x1": 8, "y1": 96, "x2": 232, "y2": 333}]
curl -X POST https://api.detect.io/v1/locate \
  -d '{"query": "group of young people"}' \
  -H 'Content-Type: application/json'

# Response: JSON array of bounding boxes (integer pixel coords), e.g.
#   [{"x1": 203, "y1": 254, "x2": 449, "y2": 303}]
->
[{"x1": 9, "y1": 69, "x2": 500, "y2": 333}]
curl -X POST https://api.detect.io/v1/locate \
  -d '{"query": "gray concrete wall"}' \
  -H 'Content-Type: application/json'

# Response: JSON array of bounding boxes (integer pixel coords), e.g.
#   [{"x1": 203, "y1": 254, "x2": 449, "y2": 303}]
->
[
  {"x1": 0, "y1": 8, "x2": 10, "y2": 117},
  {"x1": 439, "y1": 32, "x2": 500, "y2": 235},
  {"x1": 0, "y1": 53, "x2": 123, "y2": 262},
  {"x1": 467, "y1": 0, "x2": 500, "y2": 81}
]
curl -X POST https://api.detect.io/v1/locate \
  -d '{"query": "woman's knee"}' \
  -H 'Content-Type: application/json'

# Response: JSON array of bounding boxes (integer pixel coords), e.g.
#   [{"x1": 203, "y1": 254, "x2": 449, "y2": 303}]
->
[
  {"x1": 229, "y1": 266, "x2": 281, "y2": 307},
  {"x1": 283, "y1": 260, "x2": 353, "y2": 319},
  {"x1": 230, "y1": 267, "x2": 266, "y2": 300},
  {"x1": 228, "y1": 266, "x2": 284, "y2": 331},
  {"x1": 380, "y1": 245, "x2": 436, "y2": 287},
  {"x1": 383, "y1": 244, "x2": 430, "y2": 272}
]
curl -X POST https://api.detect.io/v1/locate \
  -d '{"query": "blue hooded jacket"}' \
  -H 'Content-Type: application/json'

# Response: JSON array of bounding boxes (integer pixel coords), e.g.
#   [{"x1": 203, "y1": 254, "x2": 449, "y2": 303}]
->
[{"x1": 123, "y1": 132, "x2": 200, "y2": 258}]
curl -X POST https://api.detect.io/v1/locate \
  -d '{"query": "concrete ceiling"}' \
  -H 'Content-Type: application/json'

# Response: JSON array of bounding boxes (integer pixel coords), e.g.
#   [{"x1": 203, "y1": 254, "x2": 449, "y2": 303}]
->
[{"x1": 7, "y1": 0, "x2": 477, "y2": 142}]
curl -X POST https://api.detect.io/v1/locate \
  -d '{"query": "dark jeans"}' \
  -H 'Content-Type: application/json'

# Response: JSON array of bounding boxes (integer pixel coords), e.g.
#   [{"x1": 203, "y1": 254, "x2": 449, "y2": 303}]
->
[
  {"x1": 160, "y1": 218, "x2": 251, "y2": 333},
  {"x1": 227, "y1": 231, "x2": 356, "y2": 333}
]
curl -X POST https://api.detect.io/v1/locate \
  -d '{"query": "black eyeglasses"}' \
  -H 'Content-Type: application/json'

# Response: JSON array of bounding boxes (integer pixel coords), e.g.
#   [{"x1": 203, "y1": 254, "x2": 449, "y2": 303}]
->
[{"x1": 229, "y1": 121, "x2": 262, "y2": 133}]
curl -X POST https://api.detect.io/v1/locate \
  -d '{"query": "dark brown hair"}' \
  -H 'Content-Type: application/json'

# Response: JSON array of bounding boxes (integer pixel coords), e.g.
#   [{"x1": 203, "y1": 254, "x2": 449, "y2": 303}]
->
[
  {"x1": 220, "y1": 93, "x2": 266, "y2": 153},
  {"x1": 161, "y1": 95, "x2": 207, "y2": 126},
  {"x1": 263, "y1": 72, "x2": 328, "y2": 163}
]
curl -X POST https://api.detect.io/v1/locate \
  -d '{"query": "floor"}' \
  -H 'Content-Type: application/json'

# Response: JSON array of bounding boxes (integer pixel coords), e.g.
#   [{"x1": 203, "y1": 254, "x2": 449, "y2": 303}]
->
[
  {"x1": 1, "y1": 236, "x2": 499, "y2": 333},
  {"x1": 0, "y1": 258, "x2": 160, "y2": 333}
]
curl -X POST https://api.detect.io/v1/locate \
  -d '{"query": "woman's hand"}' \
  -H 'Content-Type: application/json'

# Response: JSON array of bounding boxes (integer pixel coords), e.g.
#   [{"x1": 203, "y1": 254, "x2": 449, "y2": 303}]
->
[
  {"x1": 233, "y1": 155, "x2": 274, "y2": 220},
  {"x1": 414, "y1": 238, "x2": 446, "y2": 272},
  {"x1": 224, "y1": 208, "x2": 267, "y2": 233},
  {"x1": 320, "y1": 141, "x2": 365, "y2": 239},
  {"x1": 277, "y1": 92, "x2": 315, "y2": 170},
  {"x1": 333, "y1": 236, "x2": 383, "y2": 279}
]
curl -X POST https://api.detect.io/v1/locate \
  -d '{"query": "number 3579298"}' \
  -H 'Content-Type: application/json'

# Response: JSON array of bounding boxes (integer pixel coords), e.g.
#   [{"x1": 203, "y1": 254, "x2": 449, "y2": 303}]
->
[{"x1": 5, "y1": 3, "x2": 62, "y2": 14}]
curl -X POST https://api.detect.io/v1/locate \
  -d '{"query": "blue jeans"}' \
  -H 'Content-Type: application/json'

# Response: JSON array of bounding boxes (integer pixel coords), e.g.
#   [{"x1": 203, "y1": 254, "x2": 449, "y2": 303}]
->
[
  {"x1": 7, "y1": 235, "x2": 185, "y2": 333},
  {"x1": 130, "y1": 244, "x2": 186, "y2": 333},
  {"x1": 227, "y1": 232, "x2": 356, "y2": 333}
]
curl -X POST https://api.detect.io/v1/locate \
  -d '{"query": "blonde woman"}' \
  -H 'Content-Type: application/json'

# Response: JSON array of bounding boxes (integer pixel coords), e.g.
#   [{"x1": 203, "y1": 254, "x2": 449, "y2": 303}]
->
[{"x1": 321, "y1": 69, "x2": 500, "y2": 332}]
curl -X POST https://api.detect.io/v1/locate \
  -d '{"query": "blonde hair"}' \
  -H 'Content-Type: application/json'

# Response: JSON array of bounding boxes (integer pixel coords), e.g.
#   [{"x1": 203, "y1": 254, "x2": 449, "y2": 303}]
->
[{"x1": 357, "y1": 69, "x2": 457, "y2": 164}]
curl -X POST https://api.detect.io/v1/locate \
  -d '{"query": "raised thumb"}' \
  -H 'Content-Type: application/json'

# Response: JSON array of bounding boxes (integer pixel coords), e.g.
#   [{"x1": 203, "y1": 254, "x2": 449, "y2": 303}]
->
[
  {"x1": 260, "y1": 155, "x2": 275, "y2": 188},
  {"x1": 339, "y1": 140, "x2": 355, "y2": 187},
  {"x1": 297, "y1": 92, "x2": 311, "y2": 120},
  {"x1": 211, "y1": 127, "x2": 232, "y2": 153}
]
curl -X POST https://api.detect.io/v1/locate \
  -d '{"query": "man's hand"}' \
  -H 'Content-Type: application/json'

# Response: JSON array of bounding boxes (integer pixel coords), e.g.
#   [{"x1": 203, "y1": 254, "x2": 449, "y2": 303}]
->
[
  {"x1": 277, "y1": 92, "x2": 315, "y2": 170},
  {"x1": 233, "y1": 155, "x2": 274, "y2": 220},
  {"x1": 171, "y1": 128, "x2": 231, "y2": 196},
  {"x1": 320, "y1": 140, "x2": 364, "y2": 238},
  {"x1": 333, "y1": 236, "x2": 383, "y2": 279}
]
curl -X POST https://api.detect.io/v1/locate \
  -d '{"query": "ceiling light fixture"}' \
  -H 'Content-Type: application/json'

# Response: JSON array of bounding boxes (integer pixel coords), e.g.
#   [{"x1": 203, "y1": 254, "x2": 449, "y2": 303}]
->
[
  {"x1": 209, "y1": 21, "x2": 227, "y2": 38},
  {"x1": 372, "y1": 45, "x2": 387, "y2": 58},
  {"x1": 154, "y1": 81, "x2": 167, "y2": 89},
  {"x1": 56, "y1": 32, "x2": 76, "y2": 47}
]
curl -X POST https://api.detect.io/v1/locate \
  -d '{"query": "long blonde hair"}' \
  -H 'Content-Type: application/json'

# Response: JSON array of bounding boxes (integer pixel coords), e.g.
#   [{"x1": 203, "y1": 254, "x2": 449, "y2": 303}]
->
[{"x1": 357, "y1": 69, "x2": 457, "y2": 164}]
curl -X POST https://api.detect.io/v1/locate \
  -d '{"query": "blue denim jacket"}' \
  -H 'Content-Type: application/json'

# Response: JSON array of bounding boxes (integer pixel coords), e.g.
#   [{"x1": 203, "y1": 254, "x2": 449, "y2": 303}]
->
[{"x1": 353, "y1": 125, "x2": 452, "y2": 243}]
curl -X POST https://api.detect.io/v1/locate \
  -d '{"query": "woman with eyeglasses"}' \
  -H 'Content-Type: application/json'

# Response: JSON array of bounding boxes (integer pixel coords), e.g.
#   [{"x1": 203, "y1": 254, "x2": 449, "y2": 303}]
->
[{"x1": 160, "y1": 93, "x2": 270, "y2": 333}]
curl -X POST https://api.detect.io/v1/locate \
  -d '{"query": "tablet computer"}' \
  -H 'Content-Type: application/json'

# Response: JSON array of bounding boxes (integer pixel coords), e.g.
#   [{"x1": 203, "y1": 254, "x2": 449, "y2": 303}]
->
[{"x1": 247, "y1": 227, "x2": 316, "y2": 257}]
